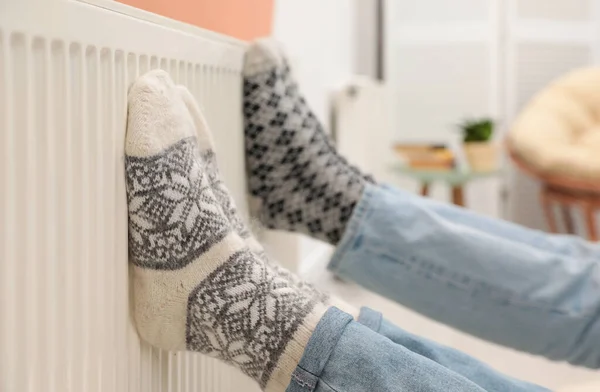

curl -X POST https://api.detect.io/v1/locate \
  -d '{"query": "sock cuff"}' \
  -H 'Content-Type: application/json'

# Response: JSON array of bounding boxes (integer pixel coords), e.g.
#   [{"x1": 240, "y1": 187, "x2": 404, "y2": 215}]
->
[
  {"x1": 264, "y1": 304, "x2": 328, "y2": 392},
  {"x1": 243, "y1": 38, "x2": 286, "y2": 77}
]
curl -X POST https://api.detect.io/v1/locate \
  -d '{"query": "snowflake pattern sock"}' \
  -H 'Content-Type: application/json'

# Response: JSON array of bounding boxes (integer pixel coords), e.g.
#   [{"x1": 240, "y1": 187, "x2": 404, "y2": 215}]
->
[
  {"x1": 243, "y1": 39, "x2": 375, "y2": 245},
  {"x1": 125, "y1": 70, "x2": 329, "y2": 392}
]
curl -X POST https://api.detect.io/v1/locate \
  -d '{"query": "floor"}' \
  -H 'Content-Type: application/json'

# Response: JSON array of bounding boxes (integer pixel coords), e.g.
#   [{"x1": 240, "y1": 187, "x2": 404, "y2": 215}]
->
[{"x1": 301, "y1": 249, "x2": 600, "y2": 391}]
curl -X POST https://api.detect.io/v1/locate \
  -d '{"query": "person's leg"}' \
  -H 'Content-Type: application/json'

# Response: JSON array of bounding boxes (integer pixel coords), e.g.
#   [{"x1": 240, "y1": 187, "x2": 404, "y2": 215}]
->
[
  {"x1": 329, "y1": 184, "x2": 600, "y2": 368},
  {"x1": 286, "y1": 307, "x2": 549, "y2": 392},
  {"x1": 380, "y1": 185, "x2": 600, "y2": 259},
  {"x1": 241, "y1": 37, "x2": 598, "y2": 261},
  {"x1": 357, "y1": 307, "x2": 549, "y2": 391},
  {"x1": 125, "y1": 71, "x2": 348, "y2": 391},
  {"x1": 241, "y1": 39, "x2": 600, "y2": 366},
  {"x1": 243, "y1": 39, "x2": 375, "y2": 245},
  {"x1": 126, "y1": 70, "x2": 548, "y2": 392}
]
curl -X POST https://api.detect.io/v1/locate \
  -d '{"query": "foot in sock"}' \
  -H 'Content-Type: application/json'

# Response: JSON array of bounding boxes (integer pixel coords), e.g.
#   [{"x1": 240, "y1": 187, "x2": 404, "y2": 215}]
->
[
  {"x1": 242, "y1": 39, "x2": 375, "y2": 245},
  {"x1": 176, "y1": 86, "x2": 330, "y2": 305},
  {"x1": 125, "y1": 70, "x2": 355, "y2": 391}
]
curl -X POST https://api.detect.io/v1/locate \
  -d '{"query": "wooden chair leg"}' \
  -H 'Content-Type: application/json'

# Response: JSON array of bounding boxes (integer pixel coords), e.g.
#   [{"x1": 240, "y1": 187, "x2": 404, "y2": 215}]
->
[
  {"x1": 583, "y1": 203, "x2": 598, "y2": 241},
  {"x1": 451, "y1": 186, "x2": 465, "y2": 207},
  {"x1": 560, "y1": 205, "x2": 575, "y2": 234},
  {"x1": 541, "y1": 188, "x2": 558, "y2": 233},
  {"x1": 420, "y1": 183, "x2": 430, "y2": 197}
]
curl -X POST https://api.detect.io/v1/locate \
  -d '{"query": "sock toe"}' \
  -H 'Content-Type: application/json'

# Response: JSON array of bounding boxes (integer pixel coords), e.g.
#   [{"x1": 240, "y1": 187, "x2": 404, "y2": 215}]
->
[
  {"x1": 243, "y1": 38, "x2": 287, "y2": 76},
  {"x1": 126, "y1": 70, "x2": 196, "y2": 157},
  {"x1": 176, "y1": 85, "x2": 216, "y2": 154}
]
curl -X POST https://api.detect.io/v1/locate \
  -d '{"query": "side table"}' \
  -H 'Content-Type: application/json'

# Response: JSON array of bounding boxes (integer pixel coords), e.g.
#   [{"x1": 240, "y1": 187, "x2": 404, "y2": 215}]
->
[{"x1": 390, "y1": 165, "x2": 502, "y2": 207}]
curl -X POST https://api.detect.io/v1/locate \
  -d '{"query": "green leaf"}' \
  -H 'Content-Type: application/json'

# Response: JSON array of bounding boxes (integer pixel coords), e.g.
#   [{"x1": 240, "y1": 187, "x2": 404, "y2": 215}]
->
[{"x1": 457, "y1": 117, "x2": 495, "y2": 142}]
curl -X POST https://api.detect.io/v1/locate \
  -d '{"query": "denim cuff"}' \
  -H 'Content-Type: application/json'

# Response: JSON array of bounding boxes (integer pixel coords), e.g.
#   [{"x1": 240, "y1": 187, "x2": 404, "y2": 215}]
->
[
  {"x1": 286, "y1": 307, "x2": 354, "y2": 392},
  {"x1": 328, "y1": 183, "x2": 378, "y2": 272},
  {"x1": 357, "y1": 307, "x2": 383, "y2": 333}
]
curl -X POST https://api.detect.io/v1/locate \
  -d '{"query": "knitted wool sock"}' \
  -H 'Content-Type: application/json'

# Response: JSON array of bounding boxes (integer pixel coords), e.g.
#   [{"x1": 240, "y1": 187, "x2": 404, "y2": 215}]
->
[
  {"x1": 176, "y1": 86, "x2": 329, "y2": 305},
  {"x1": 243, "y1": 39, "x2": 375, "y2": 245},
  {"x1": 177, "y1": 85, "x2": 359, "y2": 315},
  {"x1": 125, "y1": 70, "x2": 329, "y2": 391}
]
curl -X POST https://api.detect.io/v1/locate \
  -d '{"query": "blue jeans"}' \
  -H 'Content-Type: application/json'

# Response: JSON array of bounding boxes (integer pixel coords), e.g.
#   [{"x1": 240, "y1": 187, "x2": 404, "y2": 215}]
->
[
  {"x1": 328, "y1": 184, "x2": 600, "y2": 368},
  {"x1": 286, "y1": 307, "x2": 548, "y2": 392}
]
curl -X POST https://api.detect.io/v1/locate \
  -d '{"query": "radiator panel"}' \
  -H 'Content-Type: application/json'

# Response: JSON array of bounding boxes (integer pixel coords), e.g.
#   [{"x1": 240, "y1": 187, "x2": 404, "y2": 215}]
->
[{"x1": 0, "y1": 1, "x2": 256, "y2": 391}]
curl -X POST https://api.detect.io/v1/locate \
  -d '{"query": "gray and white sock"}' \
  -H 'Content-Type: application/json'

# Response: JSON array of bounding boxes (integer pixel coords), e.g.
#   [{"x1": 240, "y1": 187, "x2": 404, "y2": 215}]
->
[
  {"x1": 243, "y1": 39, "x2": 375, "y2": 245},
  {"x1": 125, "y1": 70, "x2": 331, "y2": 392},
  {"x1": 177, "y1": 86, "x2": 330, "y2": 305}
]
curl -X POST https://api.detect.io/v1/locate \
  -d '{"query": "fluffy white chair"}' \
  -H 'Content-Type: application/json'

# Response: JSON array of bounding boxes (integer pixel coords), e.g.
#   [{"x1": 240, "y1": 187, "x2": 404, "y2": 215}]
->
[
  {"x1": 508, "y1": 67, "x2": 600, "y2": 240},
  {"x1": 509, "y1": 67, "x2": 600, "y2": 180}
]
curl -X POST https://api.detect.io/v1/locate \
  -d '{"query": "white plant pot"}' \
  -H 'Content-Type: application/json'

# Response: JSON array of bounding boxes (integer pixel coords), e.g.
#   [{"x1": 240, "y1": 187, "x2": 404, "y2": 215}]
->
[{"x1": 463, "y1": 142, "x2": 499, "y2": 172}]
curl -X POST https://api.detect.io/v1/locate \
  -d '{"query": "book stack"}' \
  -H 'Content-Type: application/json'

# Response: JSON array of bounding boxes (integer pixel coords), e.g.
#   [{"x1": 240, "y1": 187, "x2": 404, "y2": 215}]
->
[{"x1": 393, "y1": 143, "x2": 464, "y2": 171}]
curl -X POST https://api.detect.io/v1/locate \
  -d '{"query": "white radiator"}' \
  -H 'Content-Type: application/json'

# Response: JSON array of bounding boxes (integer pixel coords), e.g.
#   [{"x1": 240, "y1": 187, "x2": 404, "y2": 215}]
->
[
  {"x1": 0, "y1": 0, "x2": 258, "y2": 391},
  {"x1": 330, "y1": 77, "x2": 395, "y2": 183}
]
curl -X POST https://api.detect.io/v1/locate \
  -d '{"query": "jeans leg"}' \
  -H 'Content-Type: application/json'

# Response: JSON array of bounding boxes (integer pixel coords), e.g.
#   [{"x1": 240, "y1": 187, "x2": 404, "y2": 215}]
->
[
  {"x1": 380, "y1": 185, "x2": 600, "y2": 259},
  {"x1": 356, "y1": 308, "x2": 550, "y2": 392},
  {"x1": 329, "y1": 184, "x2": 600, "y2": 368},
  {"x1": 286, "y1": 307, "x2": 549, "y2": 392}
]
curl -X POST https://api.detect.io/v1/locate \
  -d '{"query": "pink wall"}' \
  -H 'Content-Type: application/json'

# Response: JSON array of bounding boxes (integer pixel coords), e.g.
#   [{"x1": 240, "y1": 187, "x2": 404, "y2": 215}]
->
[{"x1": 118, "y1": 0, "x2": 274, "y2": 41}]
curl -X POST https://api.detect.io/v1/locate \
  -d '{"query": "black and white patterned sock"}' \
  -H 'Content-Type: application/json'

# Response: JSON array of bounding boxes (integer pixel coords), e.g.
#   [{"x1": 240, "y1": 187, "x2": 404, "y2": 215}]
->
[
  {"x1": 243, "y1": 39, "x2": 375, "y2": 245},
  {"x1": 125, "y1": 70, "x2": 334, "y2": 392}
]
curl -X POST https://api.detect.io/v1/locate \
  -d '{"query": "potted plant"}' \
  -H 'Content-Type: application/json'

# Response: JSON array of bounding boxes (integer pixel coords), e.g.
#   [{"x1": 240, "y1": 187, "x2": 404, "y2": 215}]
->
[{"x1": 458, "y1": 117, "x2": 498, "y2": 172}]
